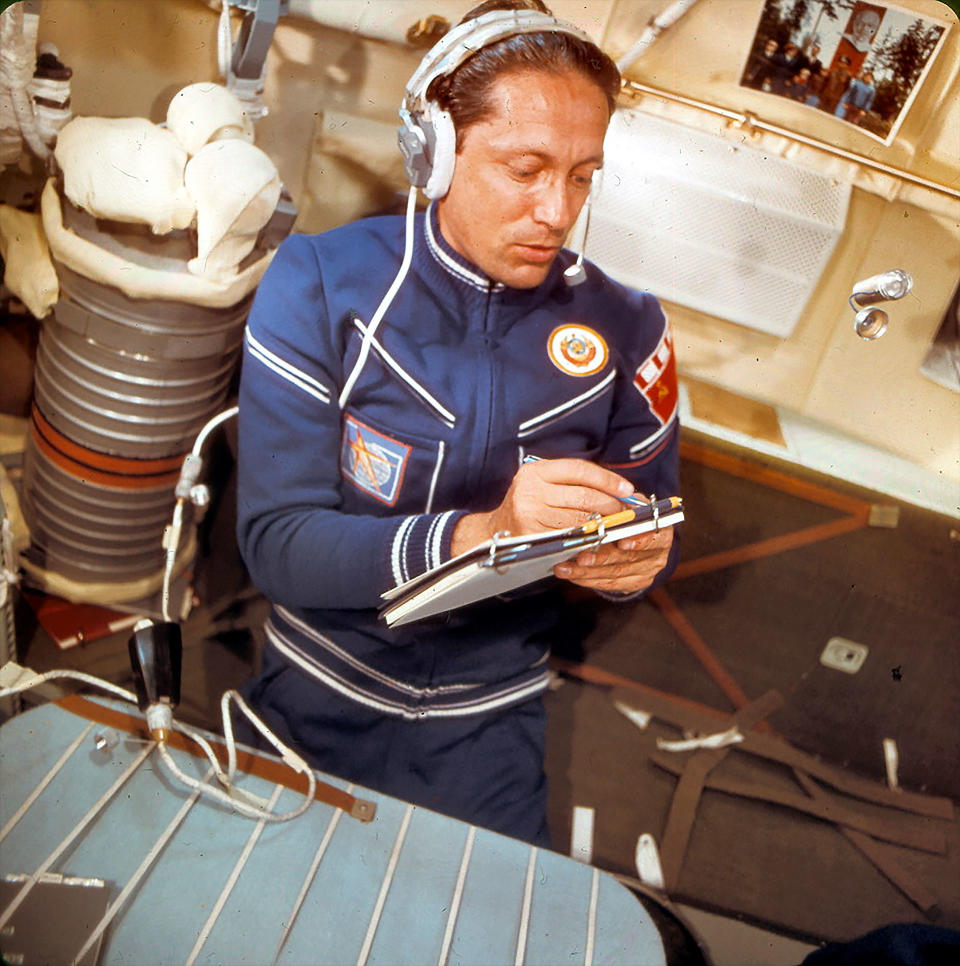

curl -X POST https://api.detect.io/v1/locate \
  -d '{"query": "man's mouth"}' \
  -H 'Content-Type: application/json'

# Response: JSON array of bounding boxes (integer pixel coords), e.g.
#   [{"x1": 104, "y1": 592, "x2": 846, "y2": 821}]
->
[{"x1": 513, "y1": 243, "x2": 561, "y2": 263}]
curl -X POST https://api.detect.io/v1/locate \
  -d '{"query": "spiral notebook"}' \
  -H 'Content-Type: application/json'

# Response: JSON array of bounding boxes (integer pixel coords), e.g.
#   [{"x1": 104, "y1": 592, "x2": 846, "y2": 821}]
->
[{"x1": 380, "y1": 496, "x2": 684, "y2": 627}]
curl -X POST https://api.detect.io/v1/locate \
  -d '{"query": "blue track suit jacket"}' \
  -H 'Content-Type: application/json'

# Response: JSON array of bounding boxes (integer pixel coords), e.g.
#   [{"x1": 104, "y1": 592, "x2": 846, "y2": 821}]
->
[{"x1": 236, "y1": 203, "x2": 680, "y2": 723}]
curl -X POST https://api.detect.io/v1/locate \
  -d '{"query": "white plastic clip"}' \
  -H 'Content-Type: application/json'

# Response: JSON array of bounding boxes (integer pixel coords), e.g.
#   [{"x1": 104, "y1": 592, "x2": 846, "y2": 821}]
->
[
  {"x1": 883, "y1": 737, "x2": 900, "y2": 791},
  {"x1": 614, "y1": 700, "x2": 652, "y2": 731},
  {"x1": 487, "y1": 531, "x2": 512, "y2": 573},
  {"x1": 650, "y1": 494, "x2": 660, "y2": 531},
  {"x1": 570, "y1": 806, "x2": 595, "y2": 865},
  {"x1": 586, "y1": 512, "x2": 606, "y2": 547},
  {"x1": 635, "y1": 833, "x2": 665, "y2": 890}
]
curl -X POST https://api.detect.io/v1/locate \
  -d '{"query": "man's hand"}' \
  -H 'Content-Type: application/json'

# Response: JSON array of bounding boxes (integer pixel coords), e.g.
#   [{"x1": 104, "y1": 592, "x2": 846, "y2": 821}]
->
[
  {"x1": 553, "y1": 526, "x2": 674, "y2": 595},
  {"x1": 451, "y1": 458, "x2": 634, "y2": 556}
]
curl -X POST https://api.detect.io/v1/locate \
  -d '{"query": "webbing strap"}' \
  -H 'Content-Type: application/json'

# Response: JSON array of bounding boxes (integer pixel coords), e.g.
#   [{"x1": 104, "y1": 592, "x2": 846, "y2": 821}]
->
[
  {"x1": 658, "y1": 690, "x2": 785, "y2": 889},
  {"x1": 791, "y1": 768, "x2": 941, "y2": 917},
  {"x1": 652, "y1": 753, "x2": 947, "y2": 855},
  {"x1": 608, "y1": 682, "x2": 953, "y2": 820},
  {"x1": 609, "y1": 681, "x2": 950, "y2": 915}
]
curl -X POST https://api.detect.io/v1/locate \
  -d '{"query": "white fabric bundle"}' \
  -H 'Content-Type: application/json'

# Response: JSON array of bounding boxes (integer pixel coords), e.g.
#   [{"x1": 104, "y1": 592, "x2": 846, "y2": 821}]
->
[
  {"x1": 166, "y1": 82, "x2": 254, "y2": 157},
  {"x1": 185, "y1": 139, "x2": 280, "y2": 281},
  {"x1": 54, "y1": 116, "x2": 195, "y2": 234},
  {"x1": 0, "y1": 204, "x2": 58, "y2": 317}
]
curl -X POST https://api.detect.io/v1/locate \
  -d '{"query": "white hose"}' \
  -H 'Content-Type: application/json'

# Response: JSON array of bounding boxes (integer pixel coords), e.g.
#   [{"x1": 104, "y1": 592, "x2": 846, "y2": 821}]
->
[{"x1": 616, "y1": 0, "x2": 702, "y2": 72}]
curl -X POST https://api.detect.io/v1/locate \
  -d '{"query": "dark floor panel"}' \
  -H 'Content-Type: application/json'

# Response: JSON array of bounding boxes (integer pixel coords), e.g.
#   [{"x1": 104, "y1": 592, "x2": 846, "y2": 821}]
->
[
  {"x1": 545, "y1": 445, "x2": 959, "y2": 943},
  {"x1": 545, "y1": 680, "x2": 960, "y2": 945}
]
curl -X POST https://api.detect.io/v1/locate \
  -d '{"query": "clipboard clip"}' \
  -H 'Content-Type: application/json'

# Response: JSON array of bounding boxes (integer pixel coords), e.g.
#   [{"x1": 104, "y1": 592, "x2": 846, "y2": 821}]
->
[
  {"x1": 586, "y1": 512, "x2": 606, "y2": 547},
  {"x1": 650, "y1": 494, "x2": 659, "y2": 531},
  {"x1": 486, "y1": 531, "x2": 513, "y2": 574}
]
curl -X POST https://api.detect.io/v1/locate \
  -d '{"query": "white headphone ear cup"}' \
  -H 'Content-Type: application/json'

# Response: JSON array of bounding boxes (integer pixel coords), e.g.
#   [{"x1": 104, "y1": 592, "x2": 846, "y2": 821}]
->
[{"x1": 424, "y1": 106, "x2": 456, "y2": 200}]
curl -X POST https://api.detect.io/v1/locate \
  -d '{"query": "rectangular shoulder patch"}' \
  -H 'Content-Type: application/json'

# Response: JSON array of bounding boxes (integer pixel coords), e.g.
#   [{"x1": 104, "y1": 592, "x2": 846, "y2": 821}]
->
[
  {"x1": 633, "y1": 324, "x2": 678, "y2": 427},
  {"x1": 341, "y1": 415, "x2": 410, "y2": 505}
]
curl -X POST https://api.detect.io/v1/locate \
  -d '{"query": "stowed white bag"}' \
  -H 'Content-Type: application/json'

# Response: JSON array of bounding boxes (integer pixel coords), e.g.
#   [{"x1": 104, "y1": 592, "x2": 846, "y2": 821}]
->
[
  {"x1": 46, "y1": 84, "x2": 282, "y2": 300},
  {"x1": 54, "y1": 116, "x2": 195, "y2": 234},
  {"x1": 166, "y1": 82, "x2": 255, "y2": 157},
  {"x1": 185, "y1": 138, "x2": 281, "y2": 281}
]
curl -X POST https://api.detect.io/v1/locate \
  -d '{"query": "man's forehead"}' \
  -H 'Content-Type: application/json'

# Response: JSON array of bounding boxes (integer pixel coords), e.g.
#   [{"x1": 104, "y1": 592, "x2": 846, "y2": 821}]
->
[{"x1": 486, "y1": 68, "x2": 609, "y2": 112}]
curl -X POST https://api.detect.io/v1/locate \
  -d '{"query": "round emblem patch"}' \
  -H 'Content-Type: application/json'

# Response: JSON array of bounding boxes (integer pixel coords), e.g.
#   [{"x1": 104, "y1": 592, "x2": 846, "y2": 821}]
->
[{"x1": 547, "y1": 324, "x2": 609, "y2": 377}]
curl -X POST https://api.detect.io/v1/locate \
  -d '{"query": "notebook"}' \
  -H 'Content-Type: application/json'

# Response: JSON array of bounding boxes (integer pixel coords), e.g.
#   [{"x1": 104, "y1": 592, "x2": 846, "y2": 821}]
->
[{"x1": 380, "y1": 496, "x2": 683, "y2": 626}]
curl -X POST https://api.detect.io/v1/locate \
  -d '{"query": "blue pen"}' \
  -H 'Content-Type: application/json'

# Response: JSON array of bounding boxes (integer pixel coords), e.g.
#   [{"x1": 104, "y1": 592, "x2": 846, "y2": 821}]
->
[{"x1": 521, "y1": 454, "x2": 651, "y2": 507}]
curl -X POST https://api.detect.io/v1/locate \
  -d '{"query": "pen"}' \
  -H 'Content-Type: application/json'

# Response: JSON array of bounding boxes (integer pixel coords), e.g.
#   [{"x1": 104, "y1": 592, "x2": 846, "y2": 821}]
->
[{"x1": 521, "y1": 454, "x2": 652, "y2": 507}]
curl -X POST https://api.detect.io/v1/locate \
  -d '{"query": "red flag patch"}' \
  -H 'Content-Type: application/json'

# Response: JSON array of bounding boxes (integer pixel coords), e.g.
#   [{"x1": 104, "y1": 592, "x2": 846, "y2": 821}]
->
[{"x1": 633, "y1": 325, "x2": 678, "y2": 426}]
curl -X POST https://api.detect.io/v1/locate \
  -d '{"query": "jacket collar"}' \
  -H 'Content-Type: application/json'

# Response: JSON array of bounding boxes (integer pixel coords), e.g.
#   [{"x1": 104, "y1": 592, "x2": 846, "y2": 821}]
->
[
  {"x1": 423, "y1": 201, "x2": 506, "y2": 295},
  {"x1": 420, "y1": 202, "x2": 572, "y2": 314}
]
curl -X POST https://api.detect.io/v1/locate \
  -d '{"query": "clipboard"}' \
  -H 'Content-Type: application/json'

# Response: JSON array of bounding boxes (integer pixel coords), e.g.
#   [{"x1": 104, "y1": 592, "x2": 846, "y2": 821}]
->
[{"x1": 380, "y1": 496, "x2": 683, "y2": 627}]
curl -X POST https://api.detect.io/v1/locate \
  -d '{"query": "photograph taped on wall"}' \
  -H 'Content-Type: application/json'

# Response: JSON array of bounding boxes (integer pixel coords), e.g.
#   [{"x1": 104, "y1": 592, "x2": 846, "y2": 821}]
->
[{"x1": 740, "y1": 0, "x2": 951, "y2": 145}]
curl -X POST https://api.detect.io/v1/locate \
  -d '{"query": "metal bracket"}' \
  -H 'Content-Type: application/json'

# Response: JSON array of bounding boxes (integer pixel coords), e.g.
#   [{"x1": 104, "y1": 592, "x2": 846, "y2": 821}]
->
[{"x1": 229, "y1": 0, "x2": 284, "y2": 80}]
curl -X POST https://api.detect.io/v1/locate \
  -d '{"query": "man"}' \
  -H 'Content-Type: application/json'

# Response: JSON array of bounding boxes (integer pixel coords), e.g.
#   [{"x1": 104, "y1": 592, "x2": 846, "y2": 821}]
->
[
  {"x1": 819, "y1": 55, "x2": 853, "y2": 115},
  {"x1": 770, "y1": 42, "x2": 805, "y2": 97},
  {"x1": 236, "y1": 0, "x2": 680, "y2": 846},
  {"x1": 742, "y1": 37, "x2": 779, "y2": 91},
  {"x1": 804, "y1": 42, "x2": 824, "y2": 77},
  {"x1": 804, "y1": 66, "x2": 831, "y2": 109},
  {"x1": 836, "y1": 69, "x2": 876, "y2": 125},
  {"x1": 786, "y1": 67, "x2": 812, "y2": 101}
]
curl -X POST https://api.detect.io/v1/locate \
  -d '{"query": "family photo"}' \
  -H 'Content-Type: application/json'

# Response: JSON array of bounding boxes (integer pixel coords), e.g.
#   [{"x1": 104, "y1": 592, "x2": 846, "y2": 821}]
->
[{"x1": 741, "y1": 0, "x2": 951, "y2": 143}]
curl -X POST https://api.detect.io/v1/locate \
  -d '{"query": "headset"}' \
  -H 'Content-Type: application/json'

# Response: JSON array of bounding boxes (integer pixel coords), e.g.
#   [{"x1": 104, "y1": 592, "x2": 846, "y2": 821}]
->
[
  {"x1": 397, "y1": 8, "x2": 593, "y2": 199},
  {"x1": 341, "y1": 8, "x2": 598, "y2": 408}
]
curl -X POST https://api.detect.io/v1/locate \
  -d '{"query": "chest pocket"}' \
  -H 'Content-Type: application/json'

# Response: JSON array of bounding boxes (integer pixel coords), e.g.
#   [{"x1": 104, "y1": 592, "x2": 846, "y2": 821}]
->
[
  {"x1": 339, "y1": 411, "x2": 446, "y2": 515},
  {"x1": 516, "y1": 369, "x2": 617, "y2": 460}
]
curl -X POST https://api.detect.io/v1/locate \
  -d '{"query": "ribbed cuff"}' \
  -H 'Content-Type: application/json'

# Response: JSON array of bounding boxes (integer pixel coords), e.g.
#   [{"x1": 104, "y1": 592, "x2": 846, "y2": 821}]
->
[{"x1": 388, "y1": 509, "x2": 469, "y2": 587}]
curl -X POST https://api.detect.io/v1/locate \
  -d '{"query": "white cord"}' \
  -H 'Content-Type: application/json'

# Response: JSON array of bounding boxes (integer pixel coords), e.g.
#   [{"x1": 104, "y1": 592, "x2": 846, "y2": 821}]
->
[
  {"x1": 160, "y1": 405, "x2": 240, "y2": 621},
  {"x1": 161, "y1": 499, "x2": 186, "y2": 622},
  {"x1": 192, "y1": 405, "x2": 239, "y2": 458},
  {"x1": 338, "y1": 186, "x2": 419, "y2": 410},
  {"x1": 0, "y1": 665, "x2": 315, "y2": 824},
  {"x1": 0, "y1": 668, "x2": 137, "y2": 705}
]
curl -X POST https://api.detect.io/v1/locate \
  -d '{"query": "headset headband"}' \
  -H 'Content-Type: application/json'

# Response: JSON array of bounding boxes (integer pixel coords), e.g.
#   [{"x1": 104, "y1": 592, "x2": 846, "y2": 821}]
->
[{"x1": 403, "y1": 8, "x2": 594, "y2": 111}]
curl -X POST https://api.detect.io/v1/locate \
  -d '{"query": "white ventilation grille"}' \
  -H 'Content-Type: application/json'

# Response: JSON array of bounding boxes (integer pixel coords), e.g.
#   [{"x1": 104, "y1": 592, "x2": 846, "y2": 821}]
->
[{"x1": 588, "y1": 109, "x2": 851, "y2": 338}]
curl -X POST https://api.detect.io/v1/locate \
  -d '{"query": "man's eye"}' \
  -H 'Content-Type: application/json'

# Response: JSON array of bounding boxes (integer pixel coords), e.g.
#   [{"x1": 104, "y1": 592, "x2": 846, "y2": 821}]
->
[{"x1": 511, "y1": 167, "x2": 539, "y2": 180}]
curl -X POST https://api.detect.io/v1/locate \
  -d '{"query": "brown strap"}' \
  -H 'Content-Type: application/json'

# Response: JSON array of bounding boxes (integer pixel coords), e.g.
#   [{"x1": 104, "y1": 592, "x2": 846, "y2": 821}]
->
[
  {"x1": 57, "y1": 694, "x2": 376, "y2": 822},
  {"x1": 658, "y1": 690, "x2": 785, "y2": 889},
  {"x1": 604, "y1": 677, "x2": 953, "y2": 821},
  {"x1": 792, "y1": 768, "x2": 941, "y2": 917},
  {"x1": 652, "y1": 753, "x2": 947, "y2": 856}
]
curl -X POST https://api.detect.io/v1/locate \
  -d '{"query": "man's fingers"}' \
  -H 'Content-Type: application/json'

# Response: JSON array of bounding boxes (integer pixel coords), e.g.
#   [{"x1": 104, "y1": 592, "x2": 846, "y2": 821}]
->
[
  {"x1": 541, "y1": 482, "x2": 624, "y2": 518},
  {"x1": 526, "y1": 458, "x2": 635, "y2": 501}
]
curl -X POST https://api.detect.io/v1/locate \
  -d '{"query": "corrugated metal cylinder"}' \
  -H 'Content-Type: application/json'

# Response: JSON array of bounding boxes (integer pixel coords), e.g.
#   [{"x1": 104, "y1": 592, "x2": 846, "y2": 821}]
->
[{"x1": 20, "y1": 191, "x2": 273, "y2": 590}]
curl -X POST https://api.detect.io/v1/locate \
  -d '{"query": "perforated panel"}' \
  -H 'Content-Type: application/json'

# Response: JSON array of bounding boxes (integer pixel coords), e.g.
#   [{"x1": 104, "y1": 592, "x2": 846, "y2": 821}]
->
[{"x1": 589, "y1": 110, "x2": 851, "y2": 338}]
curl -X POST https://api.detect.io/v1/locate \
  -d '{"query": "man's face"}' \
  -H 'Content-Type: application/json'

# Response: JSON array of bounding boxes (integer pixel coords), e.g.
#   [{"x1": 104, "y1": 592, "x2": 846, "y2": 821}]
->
[
  {"x1": 853, "y1": 11, "x2": 880, "y2": 43},
  {"x1": 764, "y1": 40, "x2": 777, "y2": 56},
  {"x1": 436, "y1": 69, "x2": 608, "y2": 289}
]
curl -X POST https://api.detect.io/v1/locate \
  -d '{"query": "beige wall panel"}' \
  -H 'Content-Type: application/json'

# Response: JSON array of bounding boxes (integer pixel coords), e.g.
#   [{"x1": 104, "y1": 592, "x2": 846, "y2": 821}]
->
[
  {"x1": 803, "y1": 196, "x2": 960, "y2": 477},
  {"x1": 36, "y1": 0, "x2": 219, "y2": 122},
  {"x1": 608, "y1": 0, "x2": 959, "y2": 183},
  {"x1": 668, "y1": 189, "x2": 887, "y2": 413}
]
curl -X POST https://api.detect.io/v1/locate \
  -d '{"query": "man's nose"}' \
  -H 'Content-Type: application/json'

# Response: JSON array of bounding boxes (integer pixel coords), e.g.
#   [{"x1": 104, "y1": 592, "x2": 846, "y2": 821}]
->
[{"x1": 532, "y1": 178, "x2": 578, "y2": 233}]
